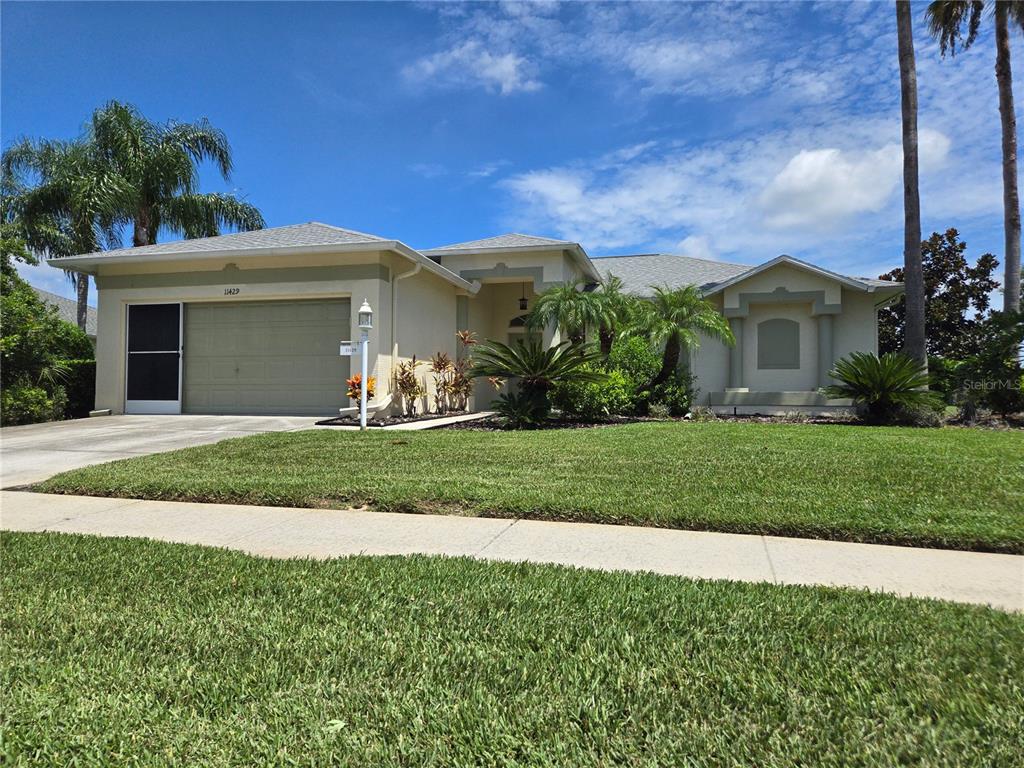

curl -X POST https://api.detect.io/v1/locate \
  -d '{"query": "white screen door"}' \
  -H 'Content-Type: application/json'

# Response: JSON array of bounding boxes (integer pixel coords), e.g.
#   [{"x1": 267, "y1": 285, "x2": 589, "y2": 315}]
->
[{"x1": 125, "y1": 303, "x2": 183, "y2": 414}]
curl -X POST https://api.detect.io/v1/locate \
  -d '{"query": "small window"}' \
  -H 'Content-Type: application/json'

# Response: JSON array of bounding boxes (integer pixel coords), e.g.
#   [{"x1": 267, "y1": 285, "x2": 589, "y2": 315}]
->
[{"x1": 757, "y1": 318, "x2": 800, "y2": 370}]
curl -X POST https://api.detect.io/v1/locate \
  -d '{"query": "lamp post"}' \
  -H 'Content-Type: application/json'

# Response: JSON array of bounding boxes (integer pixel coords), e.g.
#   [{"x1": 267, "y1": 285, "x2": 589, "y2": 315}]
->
[{"x1": 357, "y1": 299, "x2": 373, "y2": 431}]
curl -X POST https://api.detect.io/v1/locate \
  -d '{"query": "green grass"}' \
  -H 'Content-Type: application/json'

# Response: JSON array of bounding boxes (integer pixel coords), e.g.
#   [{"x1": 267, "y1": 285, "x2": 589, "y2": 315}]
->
[
  {"x1": 3, "y1": 532, "x2": 1022, "y2": 766},
  {"x1": 38, "y1": 422, "x2": 1024, "y2": 553}
]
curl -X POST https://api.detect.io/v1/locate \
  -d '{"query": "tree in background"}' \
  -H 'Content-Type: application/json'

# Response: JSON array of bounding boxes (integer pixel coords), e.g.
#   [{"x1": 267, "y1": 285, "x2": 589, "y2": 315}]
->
[
  {"x1": 927, "y1": 0, "x2": 1024, "y2": 312},
  {"x1": 878, "y1": 228, "x2": 1000, "y2": 358},
  {"x1": 90, "y1": 101, "x2": 264, "y2": 246},
  {"x1": 2, "y1": 138, "x2": 131, "y2": 329},
  {"x1": 2, "y1": 101, "x2": 264, "y2": 330},
  {"x1": 897, "y1": 0, "x2": 928, "y2": 367}
]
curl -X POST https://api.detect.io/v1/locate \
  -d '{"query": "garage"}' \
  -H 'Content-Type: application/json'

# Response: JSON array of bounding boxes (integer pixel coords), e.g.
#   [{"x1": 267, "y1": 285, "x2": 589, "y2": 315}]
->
[{"x1": 182, "y1": 298, "x2": 351, "y2": 415}]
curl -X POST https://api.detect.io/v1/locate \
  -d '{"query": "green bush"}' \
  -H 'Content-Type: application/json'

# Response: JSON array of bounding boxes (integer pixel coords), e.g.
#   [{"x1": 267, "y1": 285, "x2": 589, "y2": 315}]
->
[
  {"x1": 927, "y1": 356, "x2": 963, "y2": 404},
  {"x1": 491, "y1": 391, "x2": 547, "y2": 429},
  {"x1": 1, "y1": 257, "x2": 95, "y2": 424},
  {"x1": 1, "y1": 383, "x2": 67, "y2": 426},
  {"x1": 651, "y1": 374, "x2": 695, "y2": 416},
  {"x1": 552, "y1": 368, "x2": 634, "y2": 419},
  {"x1": 61, "y1": 359, "x2": 96, "y2": 418},
  {"x1": 607, "y1": 336, "x2": 661, "y2": 386}
]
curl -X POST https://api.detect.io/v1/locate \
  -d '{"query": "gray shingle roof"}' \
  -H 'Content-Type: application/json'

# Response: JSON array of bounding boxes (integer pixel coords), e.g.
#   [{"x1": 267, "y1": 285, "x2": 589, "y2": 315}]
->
[
  {"x1": 595, "y1": 253, "x2": 752, "y2": 296},
  {"x1": 33, "y1": 287, "x2": 98, "y2": 337},
  {"x1": 57, "y1": 222, "x2": 389, "y2": 261},
  {"x1": 424, "y1": 233, "x2": 574, "y2": 252}
]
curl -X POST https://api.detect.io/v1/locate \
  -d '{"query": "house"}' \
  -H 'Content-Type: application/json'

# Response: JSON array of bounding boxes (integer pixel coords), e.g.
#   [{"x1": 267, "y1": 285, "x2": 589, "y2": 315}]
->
[
  {"x1": 49, "y1": 222, "x2": 902, "y2": 417},
  {"x1": 32, "y1": 287, "x2": 98, "y2": 342}
]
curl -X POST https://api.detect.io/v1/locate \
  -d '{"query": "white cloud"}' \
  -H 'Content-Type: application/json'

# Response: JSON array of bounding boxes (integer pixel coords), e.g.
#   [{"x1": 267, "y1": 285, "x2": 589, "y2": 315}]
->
[
  {"x1": 402, "y1": 40, "x2": 541, "y2": 95},
  {"x1": 759, "y1": 129, "x2": 951, "y2": 231}
]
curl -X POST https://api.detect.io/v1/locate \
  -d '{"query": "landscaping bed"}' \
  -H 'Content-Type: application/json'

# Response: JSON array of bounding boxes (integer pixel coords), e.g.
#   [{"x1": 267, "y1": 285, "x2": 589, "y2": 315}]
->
[
  {"x1": 37, "y1": 421, "x2": 1024, "y2": 552},
  {"x1": 3, "y1": 531, "x2": 1022, "y2": 766},
  {"x1": 316, "y1": 411, "x2": 476, "y2": 428}
]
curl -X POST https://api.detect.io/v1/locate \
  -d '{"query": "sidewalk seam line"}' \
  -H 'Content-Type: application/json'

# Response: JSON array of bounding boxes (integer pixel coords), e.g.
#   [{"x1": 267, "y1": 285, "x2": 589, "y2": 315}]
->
[
  {"x1": 474, "y1": 518, "x2": 521, "y2": 557},
  {"x1": 760, "y1": 536, "x2": 779, "y2": 583}
]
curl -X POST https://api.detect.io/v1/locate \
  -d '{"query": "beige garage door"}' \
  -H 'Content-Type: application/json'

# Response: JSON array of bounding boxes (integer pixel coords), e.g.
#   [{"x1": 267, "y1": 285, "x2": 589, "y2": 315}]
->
[{"x1": 183, "y1": 299, "x2": 350, "y2": 415}]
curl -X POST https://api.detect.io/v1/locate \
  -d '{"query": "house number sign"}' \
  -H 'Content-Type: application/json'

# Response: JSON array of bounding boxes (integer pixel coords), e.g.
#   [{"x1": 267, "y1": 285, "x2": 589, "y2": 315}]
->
[{"x1": 223, "y1": 287, "x2": 240, "y2": 296}]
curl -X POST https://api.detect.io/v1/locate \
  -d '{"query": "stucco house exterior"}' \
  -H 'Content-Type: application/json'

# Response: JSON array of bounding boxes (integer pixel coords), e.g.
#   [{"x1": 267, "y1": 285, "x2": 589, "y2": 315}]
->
[{"x1": 50, "y1": 221, "x2": 902, "y2": 417}]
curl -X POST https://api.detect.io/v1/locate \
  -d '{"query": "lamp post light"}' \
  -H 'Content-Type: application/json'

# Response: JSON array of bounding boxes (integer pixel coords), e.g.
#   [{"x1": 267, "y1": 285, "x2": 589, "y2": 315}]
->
[{"x1": 357, "y1": 299, "x2": 373, "y2": 431}]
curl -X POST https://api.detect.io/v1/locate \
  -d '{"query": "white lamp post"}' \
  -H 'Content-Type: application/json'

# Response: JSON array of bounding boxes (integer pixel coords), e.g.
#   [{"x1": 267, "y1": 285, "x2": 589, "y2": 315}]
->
[{"x1": 357, "y1": 299, "x2": 373, "y2": 430}]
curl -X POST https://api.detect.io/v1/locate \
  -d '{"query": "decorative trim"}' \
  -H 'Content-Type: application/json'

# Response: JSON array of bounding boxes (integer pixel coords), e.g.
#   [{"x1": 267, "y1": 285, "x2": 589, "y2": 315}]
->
[
  {"x1": 723, "y1": 287, "x2": 841, "y2": 318},
  {"x1": 458, "y1": 262, "x2": 546, "y2": 287},
  {"x1": 96, "y1": 263, "x2": 390, "y2": 291}
]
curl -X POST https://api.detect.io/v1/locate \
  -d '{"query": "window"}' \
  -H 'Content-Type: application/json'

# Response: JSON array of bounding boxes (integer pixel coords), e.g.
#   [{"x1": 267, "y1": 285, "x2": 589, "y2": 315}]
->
[{"x1": 757, "y1": 318, "x2": 800, "y2": 370}]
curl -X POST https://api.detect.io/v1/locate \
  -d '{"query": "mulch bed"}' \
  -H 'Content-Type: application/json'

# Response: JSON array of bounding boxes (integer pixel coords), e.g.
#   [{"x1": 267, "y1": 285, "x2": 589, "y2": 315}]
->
[{"x1": 316, "y1": 412, "x2": 474, "y2": 428}]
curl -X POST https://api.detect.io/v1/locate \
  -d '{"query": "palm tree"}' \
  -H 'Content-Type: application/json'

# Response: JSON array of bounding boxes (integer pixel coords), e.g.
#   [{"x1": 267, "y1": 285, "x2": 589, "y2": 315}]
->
[
  {"x1": 897, "y1": 0, "x2": 928, "y2": 368},
  {"x1": 593, "y1": 274, "x2": 642, "y2": 356},
  {"x1": 89, "y1": 101, "x2": 264, "y2": 246},
  {"x1": 631, "y1": 285, "x2": 734, "y2": 389},
  {"x1": 527, "y1": 281, "x2": 612, "y2": 344},
  {"x1": 2, "y1": 138, "x2": 132, "y2": 329},
  {"x1": 926, "y1": 0, "x2": 1024, "y2": 312}
]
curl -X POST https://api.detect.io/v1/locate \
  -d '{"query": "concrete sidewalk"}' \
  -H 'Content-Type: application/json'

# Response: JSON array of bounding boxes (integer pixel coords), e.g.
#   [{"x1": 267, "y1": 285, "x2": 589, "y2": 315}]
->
[{"x1": 2, "y1": 490, "x2": 1021, "y2": 612}]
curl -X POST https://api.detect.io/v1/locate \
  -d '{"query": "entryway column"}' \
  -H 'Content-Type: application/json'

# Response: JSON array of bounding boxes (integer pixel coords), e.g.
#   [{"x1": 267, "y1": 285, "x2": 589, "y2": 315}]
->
[
  {"x1": 817, "y1": 314, "x2": 834, "y2": 387},
  {"x1": 728, "y1": 317, "x2": 744, "y2": 388}
]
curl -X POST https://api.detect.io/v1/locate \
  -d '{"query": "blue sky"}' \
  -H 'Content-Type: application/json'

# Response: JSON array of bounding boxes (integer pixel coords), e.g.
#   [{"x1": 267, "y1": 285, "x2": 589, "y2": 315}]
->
[{"x1": 2, "y1": 1, "x2": 1015, "y2": 306}]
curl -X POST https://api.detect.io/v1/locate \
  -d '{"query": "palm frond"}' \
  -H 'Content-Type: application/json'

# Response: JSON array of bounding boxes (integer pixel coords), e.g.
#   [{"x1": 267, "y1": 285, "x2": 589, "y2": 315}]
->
[
  {"x1": 926, "y1": 0, "x2": 985, "y2": 56},
  {"x1": 159, "y1": 192, "x2": 265, "y2": 239}
]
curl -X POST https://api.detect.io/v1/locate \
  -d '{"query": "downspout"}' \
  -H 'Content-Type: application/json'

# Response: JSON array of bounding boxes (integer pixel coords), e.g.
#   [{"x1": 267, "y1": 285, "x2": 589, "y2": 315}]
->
[{"x1": 391, "y1": 261, "x2": 422, "y2": 394}]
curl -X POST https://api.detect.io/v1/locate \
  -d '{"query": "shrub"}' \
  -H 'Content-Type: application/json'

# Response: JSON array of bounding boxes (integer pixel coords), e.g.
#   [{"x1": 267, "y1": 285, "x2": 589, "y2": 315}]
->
[
  {"x1": 607, "y1": 336, "x2": 661, "y2": 386},
  {"x1": 552, "y1": 368, "x2": 633, "y2": 419},
  {"x1": 61, "y1": 359, "x2": 97, "y2": 419},
  {"x1": 822, "y1": 352, "x2": 942, "y2": 424},
  {"x1": 492, "y1": 391, "x2": 547, "y2": 429},
  {"x1": 955, "y1": 310, "x2": 1024, "y2": 416},
  {"x1": 927, "y1": 356, "x2": 963, "y2": 404},
  {"x1": 650, "y1": 374, "x2": 696, "y2": 416},
  {"x1": 393, "y1": 357, "x2": 426, "y2": 415},
  {"x1": 1, "y1": 383, "x2": 67, "y2": 426}
]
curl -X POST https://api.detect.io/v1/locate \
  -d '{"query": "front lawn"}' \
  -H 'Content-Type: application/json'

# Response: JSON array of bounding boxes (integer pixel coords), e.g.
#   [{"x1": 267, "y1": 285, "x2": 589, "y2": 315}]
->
[
  {"x1": 3, "y1": 532, "x2": 1022, "y2": 766},
  {"x1": 39, "y1": 422, "x2": 1024, "y2": 552}
]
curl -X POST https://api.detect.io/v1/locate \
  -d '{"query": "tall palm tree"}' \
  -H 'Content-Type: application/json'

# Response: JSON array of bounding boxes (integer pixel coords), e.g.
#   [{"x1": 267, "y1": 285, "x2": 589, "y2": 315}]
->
[
  {"x1": 927, "y1": 0, "x2": 1024, "y2": 311},
  {"x1": 897, "y1": 0, "x2": 928, "y2": 368},
  {"x1": 631, "y1": 285, "x2": 734, "y2": 389},
  {"x1": 2, "y1": 138, "x2": 132, "y2": 329},
  {"x1": 89, "y1": 101, "x2": 264, "y2": 246},
  {"x1": 527, "y1": 281, "x2": 612, "y2": 344}
]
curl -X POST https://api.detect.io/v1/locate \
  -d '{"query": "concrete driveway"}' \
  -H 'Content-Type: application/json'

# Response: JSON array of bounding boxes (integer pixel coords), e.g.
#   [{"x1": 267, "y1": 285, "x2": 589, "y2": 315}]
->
[{"x1": 0, "y1": 415, "x2": 319, "y2": 487}]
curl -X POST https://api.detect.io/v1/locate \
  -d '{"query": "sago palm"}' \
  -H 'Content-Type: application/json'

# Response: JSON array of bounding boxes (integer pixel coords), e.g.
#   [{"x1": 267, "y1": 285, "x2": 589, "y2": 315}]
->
[
  {"x1": 630, "y1": 284, "x2": 734, "y2": 389},
  {"x1": 469, "y1": 337, "x2": 606, "y2": 407},
  {"x1": 527, "y1": 281, "x2": 612, "y2": 344},
  {"x1": 927, "y1": 0, "x2": 1024, "y2": 312},
  {"x1": 822, "y1": 351, "x2": 941, "y2": 422},
  {"x1": 90, "y1": 101, "x2": 264, "y2": 246}
]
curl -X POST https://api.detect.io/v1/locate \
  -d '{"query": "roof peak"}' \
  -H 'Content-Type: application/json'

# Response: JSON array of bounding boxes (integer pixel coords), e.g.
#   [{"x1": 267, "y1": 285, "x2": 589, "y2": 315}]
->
[{"x1": 424, "y1": 232, "x2": 574, "y2": 251}]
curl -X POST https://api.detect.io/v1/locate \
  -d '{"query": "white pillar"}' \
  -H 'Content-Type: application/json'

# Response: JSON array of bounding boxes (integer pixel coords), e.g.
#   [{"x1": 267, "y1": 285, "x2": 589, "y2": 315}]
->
[
  {"x1": 817, "y1": 314, "x2": 834, "y2": 388},
  {"x1": 728, "y1": 317, "x2": 744, "y2": 389}
]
